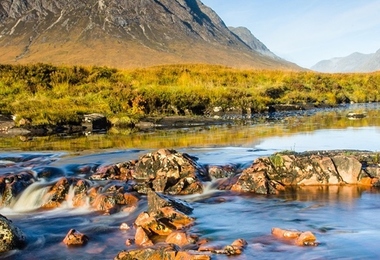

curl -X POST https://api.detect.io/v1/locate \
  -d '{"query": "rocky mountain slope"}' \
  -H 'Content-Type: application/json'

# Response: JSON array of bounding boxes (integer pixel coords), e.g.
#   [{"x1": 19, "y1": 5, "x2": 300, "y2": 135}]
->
[
  {"x1": 311, "y1": 49, "x2": 380, "y2": 73},
  {"x1": 0, "y1": 0, "x2": 300, "y2": 69},
  {"x1": 228, "y1": 26, "x2": 279, "y2": 59}
]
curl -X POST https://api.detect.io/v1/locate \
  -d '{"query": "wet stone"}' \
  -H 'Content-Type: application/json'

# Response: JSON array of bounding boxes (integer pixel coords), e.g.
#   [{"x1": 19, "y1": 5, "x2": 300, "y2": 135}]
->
[
  {"x1": 0, "y1": 214, "x2": 26, "y2": 253},
  {"x1": 63, "y1": 229, "x2": 88, "y2": 246}
]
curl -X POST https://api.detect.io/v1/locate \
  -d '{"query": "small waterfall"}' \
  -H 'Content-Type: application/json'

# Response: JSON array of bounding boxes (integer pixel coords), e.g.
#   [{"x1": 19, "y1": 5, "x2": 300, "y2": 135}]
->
[
  {"x1": 181, "y1": 179, "x2": 221, "y2": 202},
  {"x1": 12, "y1": 181, "x2": 51, "y2": 212},
  {"x1": 60, "y1": 184, "x2": 91, "y2": 210}
]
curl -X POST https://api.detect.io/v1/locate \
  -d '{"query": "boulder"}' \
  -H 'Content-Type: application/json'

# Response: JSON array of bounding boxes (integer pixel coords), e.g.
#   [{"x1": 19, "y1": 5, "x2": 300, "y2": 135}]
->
[
  {"x1": 0, "y1": 215, "x2": 26, "y2": 253},
  {"x1": 63, "y1": 229, "x2": 88, "y2": 246},
  {"x1": 132, "y1": 149, "x2": 207, "y2": 195},
  {"x1": 229, "y1": 151, "x2": 380, "y2": 194},
  {"x1": 83, "y1": 113, "x2": 110, "y2": 132},
  {"x1": 331, "y1": 155, "x2": 362, "y2": 184},
  {"x1": 133, "y1": 191, "x2": 195, "y2": 246},
  {"x1": 91, "y1": 185, "x2": 139, "y2": 214}
]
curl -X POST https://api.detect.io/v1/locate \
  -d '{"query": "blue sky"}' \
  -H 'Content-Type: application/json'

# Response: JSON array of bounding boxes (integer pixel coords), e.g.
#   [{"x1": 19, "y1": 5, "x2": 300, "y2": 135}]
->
[{"x1": 201, "y1": 0, "x2": 380, "y2": 68}]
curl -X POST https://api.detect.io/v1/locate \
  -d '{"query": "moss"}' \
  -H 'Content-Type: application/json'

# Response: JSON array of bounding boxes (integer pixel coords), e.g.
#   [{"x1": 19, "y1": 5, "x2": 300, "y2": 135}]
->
[{"x1": 270, "y1": 155, "x2": 284, "y2": 168}]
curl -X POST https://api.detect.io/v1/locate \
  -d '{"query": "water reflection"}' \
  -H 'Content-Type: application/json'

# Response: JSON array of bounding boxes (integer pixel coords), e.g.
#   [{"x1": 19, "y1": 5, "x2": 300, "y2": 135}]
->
[{"x1": 0, "y1": 103, "x2": 379, "y2": 151}]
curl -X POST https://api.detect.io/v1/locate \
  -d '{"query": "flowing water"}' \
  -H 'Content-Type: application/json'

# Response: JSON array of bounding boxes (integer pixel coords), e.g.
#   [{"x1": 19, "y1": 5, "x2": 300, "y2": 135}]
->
[{"x1": 1, "y1": 103, "x2": 380, "y2": 259}]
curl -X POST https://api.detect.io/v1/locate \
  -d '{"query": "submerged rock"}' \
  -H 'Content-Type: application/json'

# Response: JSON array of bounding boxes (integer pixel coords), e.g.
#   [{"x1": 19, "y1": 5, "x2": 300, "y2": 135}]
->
[
  {"x1": 0, "y1": 215, "x2": 26, "y2": 253},
  {"x1": 271, "y1": 227, "x2": 317, "y2": 246}
]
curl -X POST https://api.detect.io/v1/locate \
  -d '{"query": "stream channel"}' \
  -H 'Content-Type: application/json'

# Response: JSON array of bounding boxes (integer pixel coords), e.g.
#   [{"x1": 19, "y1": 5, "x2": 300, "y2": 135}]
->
[{"x1": 1, "y1": 103, "x2": 380, "y2": 259}]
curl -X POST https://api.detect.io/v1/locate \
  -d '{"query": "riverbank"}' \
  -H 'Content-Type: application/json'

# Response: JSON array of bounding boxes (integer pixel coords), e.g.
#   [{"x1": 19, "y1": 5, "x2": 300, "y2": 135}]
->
[{"x1": 1, "y1": 63, "x2": 379, "y2": 132}]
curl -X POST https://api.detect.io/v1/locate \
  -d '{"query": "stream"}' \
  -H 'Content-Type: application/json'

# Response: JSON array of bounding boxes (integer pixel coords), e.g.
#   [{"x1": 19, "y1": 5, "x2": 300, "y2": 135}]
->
[{"x1": 0, "y1": 103, "x2": 380, "y2": 259}]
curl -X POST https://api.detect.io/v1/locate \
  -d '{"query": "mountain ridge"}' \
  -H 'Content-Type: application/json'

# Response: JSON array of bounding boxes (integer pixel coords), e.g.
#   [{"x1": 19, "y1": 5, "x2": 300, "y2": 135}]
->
[
  {"x1": 311, "y1": 49, "x2": 380, "y2": 73},
  {"x1": 0, "y1": 0, "x2": 300, "y2": 70}
]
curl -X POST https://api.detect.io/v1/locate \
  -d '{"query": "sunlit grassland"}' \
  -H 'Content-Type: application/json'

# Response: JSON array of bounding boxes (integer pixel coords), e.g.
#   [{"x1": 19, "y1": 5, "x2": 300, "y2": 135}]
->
[{"x1": 1, "y1": 63, "x2": 380, "y2": 126}]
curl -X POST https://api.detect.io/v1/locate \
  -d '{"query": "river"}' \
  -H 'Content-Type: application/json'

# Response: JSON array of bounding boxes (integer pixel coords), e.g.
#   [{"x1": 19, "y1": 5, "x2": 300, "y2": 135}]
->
[{"x1": 1, "y1": 103, "x2": 380, "y2": 259}]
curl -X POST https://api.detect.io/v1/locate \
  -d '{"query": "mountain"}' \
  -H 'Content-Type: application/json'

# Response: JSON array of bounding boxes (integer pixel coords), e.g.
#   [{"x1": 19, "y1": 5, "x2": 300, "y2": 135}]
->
[
  {"x1": 311, "y1": 49, "x2": 380, "y2": 73},
  {"x1": 228, "y1": 26, "x2": 278, "y2": 59},
  {"x1": 0, "y1": 0, "x2": 300, "y2": 70}
]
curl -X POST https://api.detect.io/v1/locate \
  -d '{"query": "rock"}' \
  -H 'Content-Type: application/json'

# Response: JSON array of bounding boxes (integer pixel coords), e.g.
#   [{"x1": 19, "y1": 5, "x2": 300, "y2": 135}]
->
[
  {"x1": 134, "y1": 212, "x2": 173, "y2": 236},
  {"x1": 134, "y1": 227, "x2": 153, "y2": 247},
  {"x1": 147, "y1": 190, "x2": 193, "y2": 215},
  {"x1": 331, "y1": 155, "x2": 362, "y2": 184},
  {"x1": 41, "y1": 177, "x2": 75, "y2": 208},
  {"x1": 165, "y1": 231, "x2": 197, "y2": 247},
  {"x1": 199, "y1": 238, "x2": 247, "y2": 256},
  {"x1": 63, "y1": 229, "x2": 88, "y2": 246},
  {"x1": 295, "y1": 231, "x2": 318, "y2": 246},
  {"x1": 71, "y1": 179, "x2": 92, "y2": 207},
  {"x1": 0, "y1": 171, "x2": 35, "y2": 207},
  {"x1": 91, "y1": 186, "x2": 139, "y2": 214},
  {"x1": 229, "y1": 151, "x2": 380, "y2": 194},
  {"x1": 208, "y1": 165, "x2": 238, "y2": 179},
  {"x1": 231, "y1": 166, "x2": 283, "y2": 194},
  {"x1": 120, "y1": 223, "x2": 130, "y2": 230},
  {"x1": 133, "y1": 191, "x2": 195, "y2": 245},
  {"x1": 346, "y1": 112, "x2": 366, "y2": 119},
  {"x1": 90, "y1": 161, "x2": 137, "y2": 181},
  {"x1": 90, "y1": 164, "x2": 122, "y2": 181},
  {"x1": 0, "y1": 215, "x2": 26, "y2": 253},
  {"x1": 83, "y1": 113, "x2": 110, "y2": 132},
  {"x1": 132, "y1": 149, "x2": 207, "y2": 195},
  {"x1": 114, "y1": 244, "x2": 211, "y2": 260},
  {"x1": 271, "y1": 227, "x2": 317, "y2": 246}
]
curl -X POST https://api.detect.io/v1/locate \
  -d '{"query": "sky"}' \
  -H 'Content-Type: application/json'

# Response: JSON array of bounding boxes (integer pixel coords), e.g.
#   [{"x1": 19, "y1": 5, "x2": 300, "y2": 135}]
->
[{"x1": 201, "y1": 0, "x2": 380, "y2": 68}]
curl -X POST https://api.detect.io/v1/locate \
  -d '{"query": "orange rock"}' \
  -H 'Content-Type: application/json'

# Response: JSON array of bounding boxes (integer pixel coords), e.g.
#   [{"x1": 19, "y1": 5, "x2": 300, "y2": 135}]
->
[
  {"x1": 271, "y1": 227, "x2": 300, "y2": 239},
  {"x1": 134, "y1": 227, "x2": 153, "y2": 247},
  {"x1": 63, "y1": 229, "x2": 88, "y2": 246},
  {"x1": 295, "y1": 231, "x2": 317, "y2": 246},
  {"x1": 272, "y1": 227, "x2": 317, "y2": 247},
  {"x1": 160, "y1": 206, "x2": 194, "y2": 229},
  {"x1": 359, "y1": 177, "x2": 373, "y2": 186},
  {"x1": 165, "y1": 231, "x2": 192, "y2": 247},
  {"x1": 230, "y1": 238, "x2": 247, "y2": 248}
]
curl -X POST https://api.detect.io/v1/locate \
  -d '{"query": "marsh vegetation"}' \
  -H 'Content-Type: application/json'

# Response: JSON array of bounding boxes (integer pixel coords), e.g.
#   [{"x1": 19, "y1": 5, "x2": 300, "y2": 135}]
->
[{"x1": 1, "y1": 63, "x2": 379, "y2": 127}]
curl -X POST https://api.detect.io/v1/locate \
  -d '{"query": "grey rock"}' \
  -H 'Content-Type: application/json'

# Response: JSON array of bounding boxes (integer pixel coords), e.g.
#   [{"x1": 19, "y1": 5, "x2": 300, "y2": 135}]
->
[{"x1": 0, "y1": 214, "x2": 26, "y2": 253}]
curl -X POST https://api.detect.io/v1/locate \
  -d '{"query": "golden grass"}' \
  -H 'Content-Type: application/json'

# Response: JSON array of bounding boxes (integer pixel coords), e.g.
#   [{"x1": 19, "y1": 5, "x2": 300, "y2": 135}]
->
[{"x1": 0, "y1": 63, "x2": 379, "y2": 127}]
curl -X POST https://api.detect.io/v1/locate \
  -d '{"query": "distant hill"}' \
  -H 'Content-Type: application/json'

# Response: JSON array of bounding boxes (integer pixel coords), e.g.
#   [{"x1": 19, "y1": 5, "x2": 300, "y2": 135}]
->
[
  {"x1": 0, "y1": 0, "x2": 300, "y2": 70},
  {"x1": 311, "y1": 49, "x2": 380, "y2": 73}
]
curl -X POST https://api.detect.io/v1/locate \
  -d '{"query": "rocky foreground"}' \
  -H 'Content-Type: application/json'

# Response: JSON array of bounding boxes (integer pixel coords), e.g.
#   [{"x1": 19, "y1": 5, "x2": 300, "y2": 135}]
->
[{"x1": 1, "y1": 149, "x2": 379, "y2": 258}]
